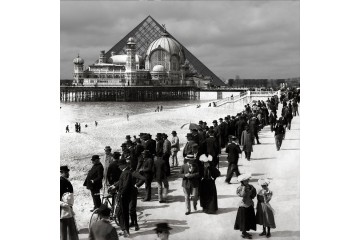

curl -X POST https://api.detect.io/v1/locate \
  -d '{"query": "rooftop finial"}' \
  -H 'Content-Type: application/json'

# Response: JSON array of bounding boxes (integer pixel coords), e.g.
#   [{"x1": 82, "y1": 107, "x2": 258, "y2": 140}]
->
[{"x1": 162, "y1": 24, "x2": 166, "y2": 32}]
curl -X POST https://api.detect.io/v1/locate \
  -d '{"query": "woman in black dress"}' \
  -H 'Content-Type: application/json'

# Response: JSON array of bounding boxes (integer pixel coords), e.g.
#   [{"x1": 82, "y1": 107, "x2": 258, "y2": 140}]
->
[
  {"x1": 199, "y1": 154, "x2": 220, "y2": 214},
  {"x1": 234, "y1": 173, "x2": 257, "y2": 239}
]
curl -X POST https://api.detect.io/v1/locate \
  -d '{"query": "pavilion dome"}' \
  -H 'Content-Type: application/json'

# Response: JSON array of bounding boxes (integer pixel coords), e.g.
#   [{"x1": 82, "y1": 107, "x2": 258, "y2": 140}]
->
[
  {"x1": 73, "y1": 55, "x2": 84, "y2": 65},
  {"x1": 146, "y1": 33, "x2": 185, "y2": 61},
  {"x1": 152, "y1": 65, "x2": 165, "y2": 72}
]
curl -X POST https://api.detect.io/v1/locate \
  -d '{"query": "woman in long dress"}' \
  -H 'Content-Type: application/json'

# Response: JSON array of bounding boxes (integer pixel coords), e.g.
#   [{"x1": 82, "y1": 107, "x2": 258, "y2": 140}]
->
[
  {"x1": 234, "y1": 173, "x2": 257, "y2": 239},
  {"x1": 256, "y1": 179, "x2": 276, "y2": 238},
  {"x1": 199, "y1": 154, "x2": 220, "y2": 214}
]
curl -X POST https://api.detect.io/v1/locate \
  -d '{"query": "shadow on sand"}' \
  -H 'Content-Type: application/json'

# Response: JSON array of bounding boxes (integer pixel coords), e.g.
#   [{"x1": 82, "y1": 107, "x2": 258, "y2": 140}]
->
[
  {"x1": 281, "y1": 148, "x2": 300, "y2": 151},
  {"x1": 270, "y1": 230, "x2": 300, "y2": 238},
  {"x1": 215, "y1": 207, "x2": 238, "y2": 215},
  {"x1": 130, "y1": 219, "x2": 189, "y2": 238},
  {"x1": 251, "y1": 157, "x2": 276, "y2": 161}
]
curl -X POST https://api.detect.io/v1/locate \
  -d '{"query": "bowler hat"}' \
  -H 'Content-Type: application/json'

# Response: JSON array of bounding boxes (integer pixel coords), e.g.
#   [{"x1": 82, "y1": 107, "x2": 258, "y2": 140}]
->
[
  {"x1": 113, "y1": 152, "x2": 121, "y2": 159},
  {"x1": 156, "y1": 133, "x2": 162, "y2": 138},
  {"x1": 104, "y1": 146, "x2": 111, "y2": 151},
  {"x1": 219, "y1": 118, "x2": 223, "y2": 121},
  {"x1": 171, "y1": 131, "x2": 177, "y2": 135},
  {"x1": 60, "y1": 165, "x2": 70, "y2": 172},
  {"x1": 153, "y1": 222, "x2": 172, "y2": 232},
  {"x1": 163, "y1": 133, "x2": 168, "y2": 138},
  {"x1": 199, "y1": 120, "x2": 203, "y2": 124},
  {"x1": 97, "y1": 204, "x2": 111, "y2": 217},
  {"x1": 212, "y1": 120, "x2": 217, "y2": 123},
  {"x1": 91, "y1": 155, "x2": 100, "y2": 161},
  {"x1": 125, "y1": 135, "x2": 131, "y2": 139}
]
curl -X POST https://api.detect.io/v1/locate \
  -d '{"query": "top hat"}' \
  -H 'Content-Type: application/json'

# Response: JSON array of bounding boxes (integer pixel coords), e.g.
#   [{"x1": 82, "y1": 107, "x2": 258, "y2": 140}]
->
[
  {"x1": 104, "y1": 146, "x2": 111, "y2": 151},
  {"x1": 171, "y1": 131, "x2": 177, "y2": 135},
  {"x1": 60, "y1": 165, "x2": 70, "y2": 172},
  {"x1": 153, "y1": 222, "x2": 172, "y2": 232},
  {"x1": 113, "y1": 151, "x2": 121, "y2": 159},
  {"x1": 199, "y1": 120, "x2": 203, "y2": 124},
  {"x1": 91, "y1": 155, "x2": 100, "y2": 161},
  {"x1": 125, "y1": 135, "x2": 131, "y2": 139},
  {"x1": 156, "y1": 133, "x2": 163, "y2": 138}
]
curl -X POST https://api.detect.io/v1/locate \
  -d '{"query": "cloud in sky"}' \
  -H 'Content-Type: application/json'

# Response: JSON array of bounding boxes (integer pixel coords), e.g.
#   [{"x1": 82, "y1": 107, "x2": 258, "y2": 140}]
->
[{"x1": 61, "y1": 1, "x2": 299, "y2": 80}]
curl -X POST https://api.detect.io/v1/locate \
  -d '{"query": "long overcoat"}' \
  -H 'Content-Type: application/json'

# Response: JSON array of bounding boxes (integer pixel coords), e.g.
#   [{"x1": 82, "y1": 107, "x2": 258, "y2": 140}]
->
[{"x1": 241, "y1": 130, "x2": 253, "y2": 152}]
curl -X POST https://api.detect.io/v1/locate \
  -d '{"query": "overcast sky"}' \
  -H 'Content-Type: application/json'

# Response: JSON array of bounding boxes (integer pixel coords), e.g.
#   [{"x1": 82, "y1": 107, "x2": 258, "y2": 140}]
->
[{"x1": 60, "y1": 0, "x2": 299, "y2": 81}]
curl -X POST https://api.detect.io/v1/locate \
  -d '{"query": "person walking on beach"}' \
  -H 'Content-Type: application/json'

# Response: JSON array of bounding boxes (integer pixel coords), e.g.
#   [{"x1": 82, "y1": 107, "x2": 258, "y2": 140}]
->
[
  {"x1": 170, "y1": 131, "x2": 179, "y2": 167},
  {"x1": 241, "y1": 125, "x2": 253, "y2": 161},
  {"x1": 60, "y1": 166, "x2": 79, "y2": 240},
  {"x1": 225, "y1": 136, "x2": 242, "y2": 184},
  {"x1": 66, "y1": 125, "x2": 69, "y2": 133},
  {"x1": 153, "y1": 155, "x2": 169, "y2": 203},
  {"x1": 109, "y1": 158, "x2": 132, "y2": 238},
  {"x1": 234, "y1": 173, "x2": 257, "y2": 239},
  {"x1": 127, "y1": 113, "x2": 129, "y2": 121},
  {"x1": 162, "y1": 133, "x2": 171, "y2": 176},
  {"x1": 160, "y1": 105, "x2": 163, "y2": 111},
  {"x1": 256, "y1": 179, "x2": 276, "y2": 238},
  {"x1": 95, "y1": 121, "x2": 98, "y2": 127},
  {"x1": 136, "y1": 150, "x2": 154, "y2": 201},
  {"x1": 199, "y1": 155, "x2": 220, "y2": 214},
  {"x1": 83, "y1": 155, "x2": 104, "y2": 211},
  {"x1": 180, "y1": 155, "x2": 200, "y2": 215},
  {"x1": 75, "y1": 123, "x2": 78, "y2": 133},
  {"x1": 78, "y1": 123, "x2": 81, "y2": 133},
  {"x1": 274, "y1": 120, "x2": 285, "y2": 151},
  {"x1": 88, "y1": 204, "x2": 119, "y2": 240},
  {"x1": 101, "y1": 146, "x2": 113, "y2": 194}
]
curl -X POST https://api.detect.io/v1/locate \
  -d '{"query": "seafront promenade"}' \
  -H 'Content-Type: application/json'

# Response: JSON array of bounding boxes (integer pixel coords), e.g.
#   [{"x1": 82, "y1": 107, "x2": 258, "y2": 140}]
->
[{"x1": 75, "y1": 105, "x2": 300, "y2": 240}]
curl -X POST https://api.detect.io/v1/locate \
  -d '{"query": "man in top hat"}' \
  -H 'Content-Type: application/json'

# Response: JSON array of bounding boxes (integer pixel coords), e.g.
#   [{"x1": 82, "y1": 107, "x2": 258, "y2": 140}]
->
[
  {"x1": 170, "y1": 131, "x2": 179, "y2": 167},
  {"x1": 145, "y1": 134, "x2": 156, "y2": 156},
  {"x1": 102, "y1": 146, "x2": 113, "y2": 193},
  {"x1": 191, "y1": 128, "x2": 200, "y2": 145},
  {"x1": 153, "y1": 223, "x2": 172, "y2": 240},
  {"x1": 136, "y1": 150, "x2": 154, "y2": 201},
  {"x1": 162, "y1": 133, "x2": 171, "y2": 176},
  {"x1": 109, "y1": 157, "x2": 133, "y2": 238},
  {"x1": 125, "y1": 135, "x2": 132, "y2": 145},
  {"x1": 182, "y1": 133, "x2": 195, "y2": 158},
  {"x1": 219, "y1": 117, "x2": 229, "y2": 148},
  {"x1": 179, "y1": 155, "x2": 200, "y2": 215},
  {"x1": 107, "y1": 152, "x2": 122, "y2": 205},
  {"x1": 88, "y1": 204, "x2": 119, "y2": 240},
  {"x1": 212, "y1": 120, "x2": 221, "y2": 152},
  {"x1": 84, "y1": 155, "x2": 104, "y2": 211},
  {"x1": 60, "y1": 166, "x2": 79, "y2": 240},
  {"x1": 153, "y1": 153, "x2": 169, "y2": 203},
  {"x1": 155, "y1": 133, "x2": 164, "y2": 157},
  {"x1": 241, "y1": 125, "x2": 253, "y2": 161},
  {"x1": 204, "y1": 129, "x2": 220, "y2": 168},
  {"x1": 225, "y1": 136, "x2": 242, "y2": 184},
  {"x1": 133, "y1": 138, "x2": 144, "y2": 171},
  {"x1": 236, "y1": 114, "x2": 247, "y2": 139}
]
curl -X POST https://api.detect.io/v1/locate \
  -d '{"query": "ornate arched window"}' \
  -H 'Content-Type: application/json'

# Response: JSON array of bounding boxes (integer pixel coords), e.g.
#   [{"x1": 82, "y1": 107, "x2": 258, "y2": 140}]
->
[{"x1": 150, "y1": 50, "x2": 167, "y2": 69}]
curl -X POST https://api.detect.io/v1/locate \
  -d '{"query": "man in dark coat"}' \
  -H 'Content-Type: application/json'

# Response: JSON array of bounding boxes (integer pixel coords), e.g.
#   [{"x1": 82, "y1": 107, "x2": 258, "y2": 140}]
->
[
  {"x1": 179, "y1": 155, "x2": 200, "y2": 215},
  {"x1": 162, "y1": 133, "x2": 171, "y2": 176},
  {"x1": 60, "y1": 166, "x2": 79, "y2": 240},
  {"x1": 236, "y1": 115, "x2": 247, "y2": 139},
  {"x1": 274, "y1": 120, "x2": 286, "y2": 151},
  {"x1": 203, "y1": 129, "x2": 220, "y2": 168},
  {"x1": 107, "y1": 152, "x2": 122, "y2": 206},
  {"x1": 132, "y1": 139, "x2": 144, "y2": 171},
  {"x1": 269, "y1": 111, "x2": 277, "y2": 132},
  {"x1": 191, "y1": 129, "x2": 200, "y2": 145},
  {"x1": 155, "y1": 133, "x2": 164, "y2": 157},
  {"x1": 136, "y1": 150, "x2": 154, "y2": 201},
  {"x1": 153, "y1": 155, "x2": 169, "y2": 203},
  {"x1": 249, "y1": 116, "x2": 261, "y2": 144},
  {"x1": 182, "y1": 133, "x2": 195, "y2": 158},
  {"x1": 219, "y1": 118, "x2": 228, "y2": 148},
  {"x1": 109, "y1": 158, "x2": 133, "y2": 238},
  {"x1": 88, "y1": 204, "x2": 119, "y2": 240},
  {"x1": 144, "y1": 134, "x2": 156, "y2": 156},
  {"x1": 212, "y1": 120, "x2": 221, "y2": 152},
  {"x1": 225, "y1": 136, "x2": 242, "y2": 184},
  {"x1": 83, "y1": 155, "x2": 104, "y2": 211}
]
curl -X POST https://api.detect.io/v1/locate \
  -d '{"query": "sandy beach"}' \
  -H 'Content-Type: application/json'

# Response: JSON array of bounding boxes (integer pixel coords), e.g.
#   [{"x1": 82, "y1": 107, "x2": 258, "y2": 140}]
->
[{"x1": 60, "y1": 100, "x2": 247, "y2": 227}]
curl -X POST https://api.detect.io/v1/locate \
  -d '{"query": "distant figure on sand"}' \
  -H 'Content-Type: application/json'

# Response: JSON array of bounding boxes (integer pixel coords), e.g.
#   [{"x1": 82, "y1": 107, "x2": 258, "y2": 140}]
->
[
  {"x1": 66, "y1": 125, "x2": 69, "y2": 133},
  {"x1": 127, "y1": 114, "x2": 129, "y2": 121},
  {"x1": 95, "y1": 121, "x2": 98, "y2": 127},
  {"x1": 160, "y1": 105, "x2": 163, "y2": 111}
]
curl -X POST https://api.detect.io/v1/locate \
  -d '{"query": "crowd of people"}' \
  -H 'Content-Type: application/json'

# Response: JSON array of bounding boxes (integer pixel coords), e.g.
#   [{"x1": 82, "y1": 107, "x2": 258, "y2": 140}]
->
[{"x1": 60, "y1": 89, "x2": 300, "y2": 240}]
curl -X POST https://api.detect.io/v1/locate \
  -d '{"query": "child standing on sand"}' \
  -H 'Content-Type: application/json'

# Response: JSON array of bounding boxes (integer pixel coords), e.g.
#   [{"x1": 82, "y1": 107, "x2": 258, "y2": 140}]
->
[{"x1": 256, "y1": 178, "x2": 276, "y2": 238}]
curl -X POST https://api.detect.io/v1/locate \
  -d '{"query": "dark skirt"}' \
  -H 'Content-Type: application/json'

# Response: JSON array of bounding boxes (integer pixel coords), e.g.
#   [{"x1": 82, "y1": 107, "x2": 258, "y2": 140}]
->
[
  {"x1": 199, "y1": 178, "x2": 218, "y2": 214},
  {"x1": 256, "y1": 202, "x2": 276, "y2": 228},
  {"x1": 234, "y1": 206, "x2": 257, "y2": 231}
]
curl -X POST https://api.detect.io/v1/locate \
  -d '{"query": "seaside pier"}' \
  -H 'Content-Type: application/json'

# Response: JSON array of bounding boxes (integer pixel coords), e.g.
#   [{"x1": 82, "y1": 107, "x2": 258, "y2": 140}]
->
[{"x1": 60, "y1": 86, "x2": 200, "y2": 102}]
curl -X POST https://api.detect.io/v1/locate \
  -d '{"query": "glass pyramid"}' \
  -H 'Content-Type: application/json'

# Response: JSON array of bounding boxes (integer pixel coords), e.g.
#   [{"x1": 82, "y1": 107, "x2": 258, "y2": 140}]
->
[{"x1": 102, "y1": 15, "x2": 225, "y2": 86}]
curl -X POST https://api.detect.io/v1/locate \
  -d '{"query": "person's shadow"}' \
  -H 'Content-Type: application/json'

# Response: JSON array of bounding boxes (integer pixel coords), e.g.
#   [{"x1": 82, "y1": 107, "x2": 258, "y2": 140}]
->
[
  {"x1": 270, "y1": 230, "x2": 300, "y2": 238},
  {"x1": 130, "y1": 218, "x2": 189, "y2": 238}
]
